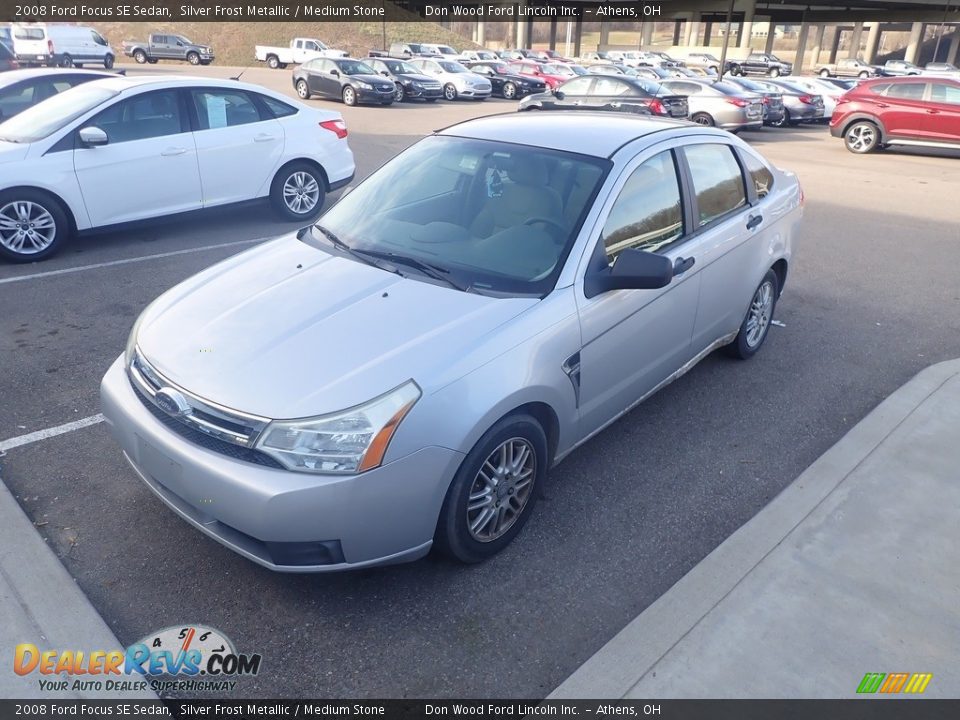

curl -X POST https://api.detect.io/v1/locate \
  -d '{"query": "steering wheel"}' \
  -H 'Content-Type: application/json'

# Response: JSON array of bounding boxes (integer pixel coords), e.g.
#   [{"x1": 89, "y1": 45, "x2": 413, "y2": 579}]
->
[{"x1": 523, "y1": 216, "x2": 566, "y2": 240}]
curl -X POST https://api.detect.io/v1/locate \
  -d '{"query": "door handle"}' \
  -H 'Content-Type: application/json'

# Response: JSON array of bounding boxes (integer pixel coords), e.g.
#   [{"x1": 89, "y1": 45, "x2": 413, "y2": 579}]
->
[
  {"x1": 746, "y1": 214, "x2": 763, "y2": 230},
  {"x1": 161, "y1": 147, "x2": 187, "y2": 156},
  {"x1": 875, "y1": 102, "x2": 889, "y2": 108},
  {"x1": 926, "y1": 109, "x2": 941, "y2": 114},
  {"x1": 673, "y1": 256, "x2": 695, "y2": 274},
  {"x1": 254, "y1": 134, "x2": 277, "y2": 142}
]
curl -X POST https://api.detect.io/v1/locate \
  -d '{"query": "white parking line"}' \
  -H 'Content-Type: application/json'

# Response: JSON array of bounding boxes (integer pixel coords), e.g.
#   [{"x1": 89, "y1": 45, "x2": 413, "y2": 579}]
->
[
  {"x1": 0, "y1": 237, "x2": 271, "y2": 286},
  {"x1": 0, "y1": 415, "x2": 106, "y2": 455}
]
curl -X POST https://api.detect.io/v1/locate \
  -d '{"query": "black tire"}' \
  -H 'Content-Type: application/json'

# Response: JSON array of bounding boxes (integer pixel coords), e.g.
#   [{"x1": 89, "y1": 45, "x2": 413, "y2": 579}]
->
[
  {"x1": 692, "y1": 112, "x2": 714, "y2": 126},
  {"x1": 729, "y1": 65, "x2": 742, "y2": 76},
  {"x1": 434, "y1": 413, "x2": 547, "y2": 563},
  {"x1": 342, "y1": 85, "x2": 357, "y2": 106},
  {"x1": 502, "y1": 81, "x2": 517, "y2": 100},
  {"x1": 103, "y1": 54, "x2": 114, "y2": 69},
  {"x1": 858, "y1": 70, "x2": 869, "y2": 78},
  {"x1": 770, "y1": 108, "x2": 791, "y2": 128},
  {"x1": 269, "y1": 162, "x2": 326, "y2": 222},
  {"x1": 843, "y1": 120, "x2": 881, "y2": 153},
  {"x1": 394, "y1": 82, "x2": 405, "y2": 102},
  {"x1": 267, "y1": 55, "x2": 280, "y2": 70},
  {"x1": 818, "y1": 68, "x2": 830, "y2": 77},
  {"x1": 133, "y1": 49, "x2": 147, "y2": 64},
  {"x1": 724, "y1": 269, "x2": 780, "y2": 360},
  {"x1": 443, "y1": 83, "x2": 458, "y2": 101},
  {"x1": 769, "y1": 67, "x2": 781, "y2": 77},
  {"x1": 199, "y1": 60, "x2": 211, "y2": 66},
  {"x1": 147, "y1": 58, "x2": 158, "y2": 65},
  {"x1": 0, "y1": 190, "x2": 70, "y2": 263},
  {"x1": 187, "y1": 52, "x2": 200, "y2": 66},
  {"x1": 59, "y1": 54, "x2": 73, "y2": 68},
  {"x1": 295, "y1": 79, "x2": 311, "y2": 100},
  {"x1": 425, "y1": 97, "x2": 439, "y2": 103}
]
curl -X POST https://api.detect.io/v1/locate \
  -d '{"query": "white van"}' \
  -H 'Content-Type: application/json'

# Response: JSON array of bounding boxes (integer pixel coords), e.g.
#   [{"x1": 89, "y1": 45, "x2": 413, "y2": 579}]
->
[
  {"x1": 47, "y1": 25, "x2": 115, "y2": 68},
  {"x1": 6, "y1": 23, "x2": 52, "y2": 67}
]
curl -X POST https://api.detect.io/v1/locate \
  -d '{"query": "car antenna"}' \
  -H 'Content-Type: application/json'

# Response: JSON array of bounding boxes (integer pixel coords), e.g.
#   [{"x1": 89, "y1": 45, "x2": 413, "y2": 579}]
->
[{"x1": 230, "y1": 67, "x2": 251, "y2": 82}]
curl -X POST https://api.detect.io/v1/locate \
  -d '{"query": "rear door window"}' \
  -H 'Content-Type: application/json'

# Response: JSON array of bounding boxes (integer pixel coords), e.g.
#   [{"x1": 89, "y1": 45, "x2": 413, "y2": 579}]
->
[
  {"x1": 930, "y1": 83, "x2": 960, "y2": 105},
  {"x1": 884, "y1": 83, "x2": 926, "y2": 100},
  {"x1": 683, "y1": 144, "x2": 748, "y2": 227},
  {"x1": 191, "y1": 89, "x2": 263, "y2": 130}
]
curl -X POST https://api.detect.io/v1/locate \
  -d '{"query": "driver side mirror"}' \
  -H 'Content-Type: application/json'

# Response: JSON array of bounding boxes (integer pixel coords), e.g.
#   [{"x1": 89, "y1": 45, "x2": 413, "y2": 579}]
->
[
  {"x1": 380, "y1": 70, "x2": 389, "y2": 76},
  {"x1": 330, "y1": 69, "x2": 340, "y2": 77},
  {"x1": 584, "y1": 248, "x2": 673, "y2": 297},
  {"x1": 78, "y1": 126, "x2": 108, "y2": 147},
  {"x1": 553, "y1": 90, "x2": 565, "y2": 100}
]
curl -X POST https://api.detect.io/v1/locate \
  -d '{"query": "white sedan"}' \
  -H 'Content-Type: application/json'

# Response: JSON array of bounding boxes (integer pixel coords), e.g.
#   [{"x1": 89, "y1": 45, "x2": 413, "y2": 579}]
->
[{"x1": 0, "y1": 76, "x2": 355, "y2": 262}]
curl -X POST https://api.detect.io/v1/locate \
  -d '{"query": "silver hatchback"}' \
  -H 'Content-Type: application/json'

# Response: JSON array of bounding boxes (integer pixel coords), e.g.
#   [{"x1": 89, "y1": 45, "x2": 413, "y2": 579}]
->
[
  {"x1": 659, "y1": 79, "x2": 764, "y2": 131},
  {"x1": 101, "y1": 114, "x2": 803, "y2": 572}
]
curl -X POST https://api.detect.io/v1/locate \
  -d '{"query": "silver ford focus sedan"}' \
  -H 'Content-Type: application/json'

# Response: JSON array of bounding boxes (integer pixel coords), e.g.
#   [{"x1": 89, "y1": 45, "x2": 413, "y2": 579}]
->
[{"x1": 101, "y1": 113, "x2": 803, "y2": 572}]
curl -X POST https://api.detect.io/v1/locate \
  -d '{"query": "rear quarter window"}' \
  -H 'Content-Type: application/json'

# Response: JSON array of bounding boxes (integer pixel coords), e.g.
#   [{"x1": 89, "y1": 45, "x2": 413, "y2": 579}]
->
[{"x1": 739, "y1": 151, "x2": 775, "y2": 199}]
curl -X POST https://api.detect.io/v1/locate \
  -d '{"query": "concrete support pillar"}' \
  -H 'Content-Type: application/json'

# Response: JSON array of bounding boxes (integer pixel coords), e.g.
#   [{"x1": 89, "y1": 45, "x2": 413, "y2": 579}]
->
[
  {"x1": 685, "y1": 13, "x2": 702, "y2": 47},
  {"x1": 704, "y1": 22, "x2": 714, "y2": 47},
  {"x1": 864, "y1": 22, "x2": 882, "y2": 63},
  {"x1": 599, "y1": 22, "x2": 610, "y2": 49},
  {"x1": 739, "y1": 4, "x2": 755, "y2": 49},
  {"x1": 574, "y1": 16, "x2": 583, "y2": 57},
  {"x1": 795, "y1": 22, "x2": 810, "y2": 72},
  {"x1": 847, "y1": 21, "x2": 864, "y2": 59},
  {"x1": 905, "y1": 22, "x2": 924, "y2": 64},
  {"x1": 810, "y1": 24, "x2": 825, "y2": 66},
  {"x1": 641, "y1": 22, "x2": 654, "y2": 48},
  {"x1": 673, "y1": 21, "x2": 682, "y2": 46},
  {"x1": 549, "y1": 18, "x2": 557, "y2": 50},
  {"x1": 948, "y1": 30, "x2": 960, "y2": 66},
  {"x1": 764, "y1": 23, "x2": 776, "y2": 54},
  {"x1": 829, "y1": 27, "x2": 842, "y2": 63}
]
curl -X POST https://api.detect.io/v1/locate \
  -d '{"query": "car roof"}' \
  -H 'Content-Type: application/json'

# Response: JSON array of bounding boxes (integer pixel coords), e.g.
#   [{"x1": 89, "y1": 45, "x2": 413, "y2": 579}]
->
[
  {"x1": 69, "y1": 75, "x2": 271, "y2": 94},
  {"x1": 0, "y1": 68, "x2": 117, "y2": 87},
  {"x1": 438, "y1": 112, "x2": 695, "y2": 157}
]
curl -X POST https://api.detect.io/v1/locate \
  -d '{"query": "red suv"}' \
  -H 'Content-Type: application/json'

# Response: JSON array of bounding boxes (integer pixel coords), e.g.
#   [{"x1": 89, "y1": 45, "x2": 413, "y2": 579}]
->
[
  {"x1": 830, "y1": 76, "x2": 960, "y2": 153},
  {"x1": 509, "y1": 60, "x2": 568, "y2": 89}
]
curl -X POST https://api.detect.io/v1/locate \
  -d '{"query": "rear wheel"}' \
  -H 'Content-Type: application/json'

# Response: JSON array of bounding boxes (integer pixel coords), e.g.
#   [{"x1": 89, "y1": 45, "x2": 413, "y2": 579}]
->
[
  {"x1": 724, "y1": 270, "x2": 779, "y2": 360},
  {"x1": 692, "y1": 112, "x2": 714, "y2": 126},
  {"x1": 270, "y1": 162, "x2": 325, "y2": 221},
  {"x1": 133, "y1": 49, "x2": 147, "y2": 64},
  {"x1": 819, "y1": 68, "x2": 831, "y2": 77},
  {"x1": 187, "y1": 52, "x2": 200, "y2": 66},
  {"x1": 0, "y1": 191, "x2": 70, "y2": 263},
  {"x1": 858, "y1": 70, "x2": 869, "y2": 78},
  {"x1": 295, "y1": 79, "x2": 310, "y2": 99},
  {"x1": 147, "y1": 58, "x2": 158, "y2": 64},
  {"x1": 267, "y1": 55, "x2": 280, "y2": 69},
  {"x1": 434, "y1": 414, "x2": 547, "y2": 563},
  {"x1": 770, "y1": 108, "x2": 790, "y2": 128},
  {"x1": 843, "y1": 120, "x2": 880, "y2": 153},
  {"x1": 342, "y1": 86, "x2": 357, "y2": 106}
]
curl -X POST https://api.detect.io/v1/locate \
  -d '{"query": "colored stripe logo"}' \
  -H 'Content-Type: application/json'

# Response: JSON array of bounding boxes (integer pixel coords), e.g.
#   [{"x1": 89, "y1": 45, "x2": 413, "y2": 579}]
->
[{"x1": 857, "y1": 672, "x2": 932, "y2": 694}]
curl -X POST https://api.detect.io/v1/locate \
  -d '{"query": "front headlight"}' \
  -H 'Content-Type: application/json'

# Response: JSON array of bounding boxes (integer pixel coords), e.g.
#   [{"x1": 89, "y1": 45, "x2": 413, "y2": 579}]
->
[
  {"x1": 255, "y1": 381, "x2": 421, "y2": 474},
  {"x1": 356, "y1": 81, "x2": 372, "y2": 90},
  {"x1": 125, "y1": 312, "x2": 145, "y2": 367}
]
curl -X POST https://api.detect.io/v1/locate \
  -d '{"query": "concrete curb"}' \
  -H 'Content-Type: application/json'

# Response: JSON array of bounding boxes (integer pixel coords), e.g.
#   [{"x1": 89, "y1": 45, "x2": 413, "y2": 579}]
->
[
  {"x1": 0, "y1": 476, "x2": 156, "y2": 699},
  {"x1": 549, "y1": 359, "x2": 960, "y2": 699}
]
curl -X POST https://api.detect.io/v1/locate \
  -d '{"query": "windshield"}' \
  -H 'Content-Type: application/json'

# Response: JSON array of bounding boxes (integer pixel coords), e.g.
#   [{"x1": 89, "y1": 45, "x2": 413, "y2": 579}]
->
[
  {"x1": 0, "y1": 85, "x2": 118, "y2": 143},
  {"x1": 712, "y1": 81, "x2": 750, "y2": 96},
  {"x1": 540, "y1": 64, "x2": 564, "y2": 74},
  {"x1": 731, "y1": 78, "x2": 766, "y2": 92},
  {"x1": 439, "y1": 61, "x2": 468, "y2": 73},
  {"x1": 569, "y1": 65, "x2": 587, "y2": 75},
  {"x1": 175, "y1": 36, "x2": 193, "y2": 45},
  {"x1": 552, "y1": 65, "x2": 576, "y2": 76},
  {"x1": 14, "y1": 27, "x2": 45, "y2": 40},
  {"x1": 437, "y1": 46, "x2": 456, "y2": 55},
  {"x1": 338, "y1": 60, "x2": 376, "y2": 75},
  {"x1": 387, "y1": 60, "x2": 419, "y2": 74},
  {"x1": 313, "y1": 135, "x2": 609, "y2": 297}
]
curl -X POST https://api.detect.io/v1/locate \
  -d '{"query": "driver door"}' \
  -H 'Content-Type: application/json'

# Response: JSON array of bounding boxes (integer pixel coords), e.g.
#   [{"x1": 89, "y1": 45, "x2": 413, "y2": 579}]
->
[{"x1": 575, "y1": 145, "x2": 703, "y2": 439}]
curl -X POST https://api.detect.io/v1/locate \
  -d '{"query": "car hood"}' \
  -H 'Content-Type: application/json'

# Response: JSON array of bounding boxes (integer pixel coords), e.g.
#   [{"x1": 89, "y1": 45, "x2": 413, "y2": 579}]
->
[
  {"x1": 0, "y1": 142, "x2": 29, "y2": 163},
  {"x1": 136, "y1": 234, "x2": 537, "y2": 419},
  {"x1": 395, "y1": 72, "x2": 436, "y2": 83},
  {"x1": 346, "y1": 73, "x2": 393, "y2": 85}
]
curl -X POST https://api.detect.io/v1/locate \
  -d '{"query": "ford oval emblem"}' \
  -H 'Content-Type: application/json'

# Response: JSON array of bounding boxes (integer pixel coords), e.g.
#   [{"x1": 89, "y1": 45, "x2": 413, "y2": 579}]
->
[{"x1": 154, "y1": 388, "x2": 192, "y2": 418}]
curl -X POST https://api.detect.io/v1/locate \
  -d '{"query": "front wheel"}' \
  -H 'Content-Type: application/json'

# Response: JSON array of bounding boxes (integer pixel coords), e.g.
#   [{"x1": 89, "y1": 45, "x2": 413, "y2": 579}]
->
[
  {"x1": 434, "y1": 414, "x2": 547, "y2": 563},
  {"x1": 444, "y1": 83, "x2": 458, "y2": 101},
  {"x1": 819, "y1": 68, "x2": 831, "y2": 77},
  {"x1": 0, "y1": 191, "x2": 70, "y2": 263},
  {"x1": 770, "y1": 108, "x2": 791, "y2": 128},
  {"x1": 768, "y1": 67, "x2": 781, "y2": 77},
  {"x1": 103, "y1": 54, "x2": 114, "y2": 69},
  {"x1": 858, "y1": 70, "x2": 869, "y2": 78},
  {"x1": 133, "y1": 49, "x2": 147, "y2": 64},
  {"x1": 296, "y1": 79, "x2": 311, "y2": 99},
  {"x1": 729, "y1": 65, "x2": 742, "y2": 76},
  {"x1": 342, "y1": 86, "x2": 357, "y2": 106},
  {"x1": 270, "y1": 163, "x2": 325, "y2": 221},
  {"x1": 394, "y1": 82, "x2": 405, "y2": 102},
  {"x1": 502, "y1": 81, "x2": 517, "y2": 99},
  {"x1": 187, "y1": 52, "x2": 200, "y2": 66},
  {"x1": 844, "y1": 120, "x2": 880, "y2": 153},
  {"x1": 724, "y1": 269, "x2": 780, "y2": 359}
]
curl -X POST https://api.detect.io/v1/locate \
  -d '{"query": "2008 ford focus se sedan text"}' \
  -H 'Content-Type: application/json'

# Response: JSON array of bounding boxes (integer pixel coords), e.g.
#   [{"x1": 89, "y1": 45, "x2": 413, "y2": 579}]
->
[{"x1": 100, "y1": 113, "x2": 803, "y2": 572}]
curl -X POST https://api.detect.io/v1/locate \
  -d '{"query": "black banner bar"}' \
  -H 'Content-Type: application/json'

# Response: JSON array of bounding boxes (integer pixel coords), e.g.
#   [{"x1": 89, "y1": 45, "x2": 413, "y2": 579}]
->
[{"x1": 1, "y1": 700, "x2": 959, "y2": 720}]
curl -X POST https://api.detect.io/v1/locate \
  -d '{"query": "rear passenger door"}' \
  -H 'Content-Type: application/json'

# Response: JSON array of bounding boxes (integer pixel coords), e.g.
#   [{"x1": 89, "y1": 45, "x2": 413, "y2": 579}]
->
[
  {"x1": 879, "y1": 82, "x2": 928, "y2": 138},
  {"x1": 188, "y1": 88, "x2": 285, "y2": 207},
  {"x1": 73, "y1": 89, "x2": 202, "y2": 226},
  {"x1": 923, "y1": 82, "x2": 960, "y2": 142}
]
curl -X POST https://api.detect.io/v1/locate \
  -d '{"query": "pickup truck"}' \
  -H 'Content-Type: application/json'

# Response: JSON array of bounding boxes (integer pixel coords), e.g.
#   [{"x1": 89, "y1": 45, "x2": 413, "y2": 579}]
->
[
  {"x1": 254, "y1": 38, "x2": 347, "y2": 69},
  {"x1": 816, "y1": 58, "x2": 882, "y2": 78},
  {"x1": 122, "y1": 34, "x2": 213, "y2": 65},
  {"x1": 725, "y1": 52, "x2": 792, "y2": 77}
]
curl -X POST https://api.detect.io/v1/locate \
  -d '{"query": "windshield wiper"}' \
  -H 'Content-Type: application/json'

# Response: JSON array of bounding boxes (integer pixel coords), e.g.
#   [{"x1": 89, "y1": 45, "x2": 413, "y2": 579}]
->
[
  {"x1": 348, "y1": 248, "x2": 470, "y2": 293},
  {"x1": 311, "y1": 224, "x2": 392, "y2": 272}
]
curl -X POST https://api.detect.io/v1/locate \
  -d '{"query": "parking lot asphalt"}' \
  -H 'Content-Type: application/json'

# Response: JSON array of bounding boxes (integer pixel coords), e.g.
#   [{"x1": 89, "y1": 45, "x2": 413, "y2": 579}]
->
[{"x1": 2, "y1": 63, "x2": 959, "y2": 699}]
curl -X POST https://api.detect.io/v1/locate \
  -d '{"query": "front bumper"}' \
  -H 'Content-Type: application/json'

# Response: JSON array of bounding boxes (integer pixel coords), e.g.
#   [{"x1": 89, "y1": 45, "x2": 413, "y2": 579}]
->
[
  {"x1": 457, "y1": 86, "x2": 492, "y2": 98},
  {"x1": 100, "y1": 356, "x2": 464, "y2": 572},
  {"x1": 356, "y1": 86, "x2": 396, "y2": 104},
  {"x1": 407, "y1": 84, "x2": 443, "y2": 99}
]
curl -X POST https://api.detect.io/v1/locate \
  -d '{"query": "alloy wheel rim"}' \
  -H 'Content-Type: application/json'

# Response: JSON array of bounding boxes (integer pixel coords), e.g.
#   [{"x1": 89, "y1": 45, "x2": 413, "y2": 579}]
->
[
  {"x1": 504, "y1": 83, "x2": 516, "y2": 99},
  {"x1": 466, "y1": 438, "x2": 536, "y2": 543},
  {"x1": 0, "y1": 201, "x2": 56, "y2": 255},
  {"x1": 394, "y1": 84, "x2": 404, "y2": 101},
  {"x1": 445, "y1": 85, "x2": 456, "y2": 100},
  {"x1": 848, "y1": 125, "x2": 874, "y2": 151},
  {"x1": 745, "y1": 280, "x2": 774, "y2": 348},
  {"x1": 344, "y1": 88, "x2": 355, "y2": 104},
  {"x1": 282, "y1": 172, "x2": 320, "y2": 215},
  {"x1": 297, "y1": 81, "x2": 308, "y2": 98}
]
